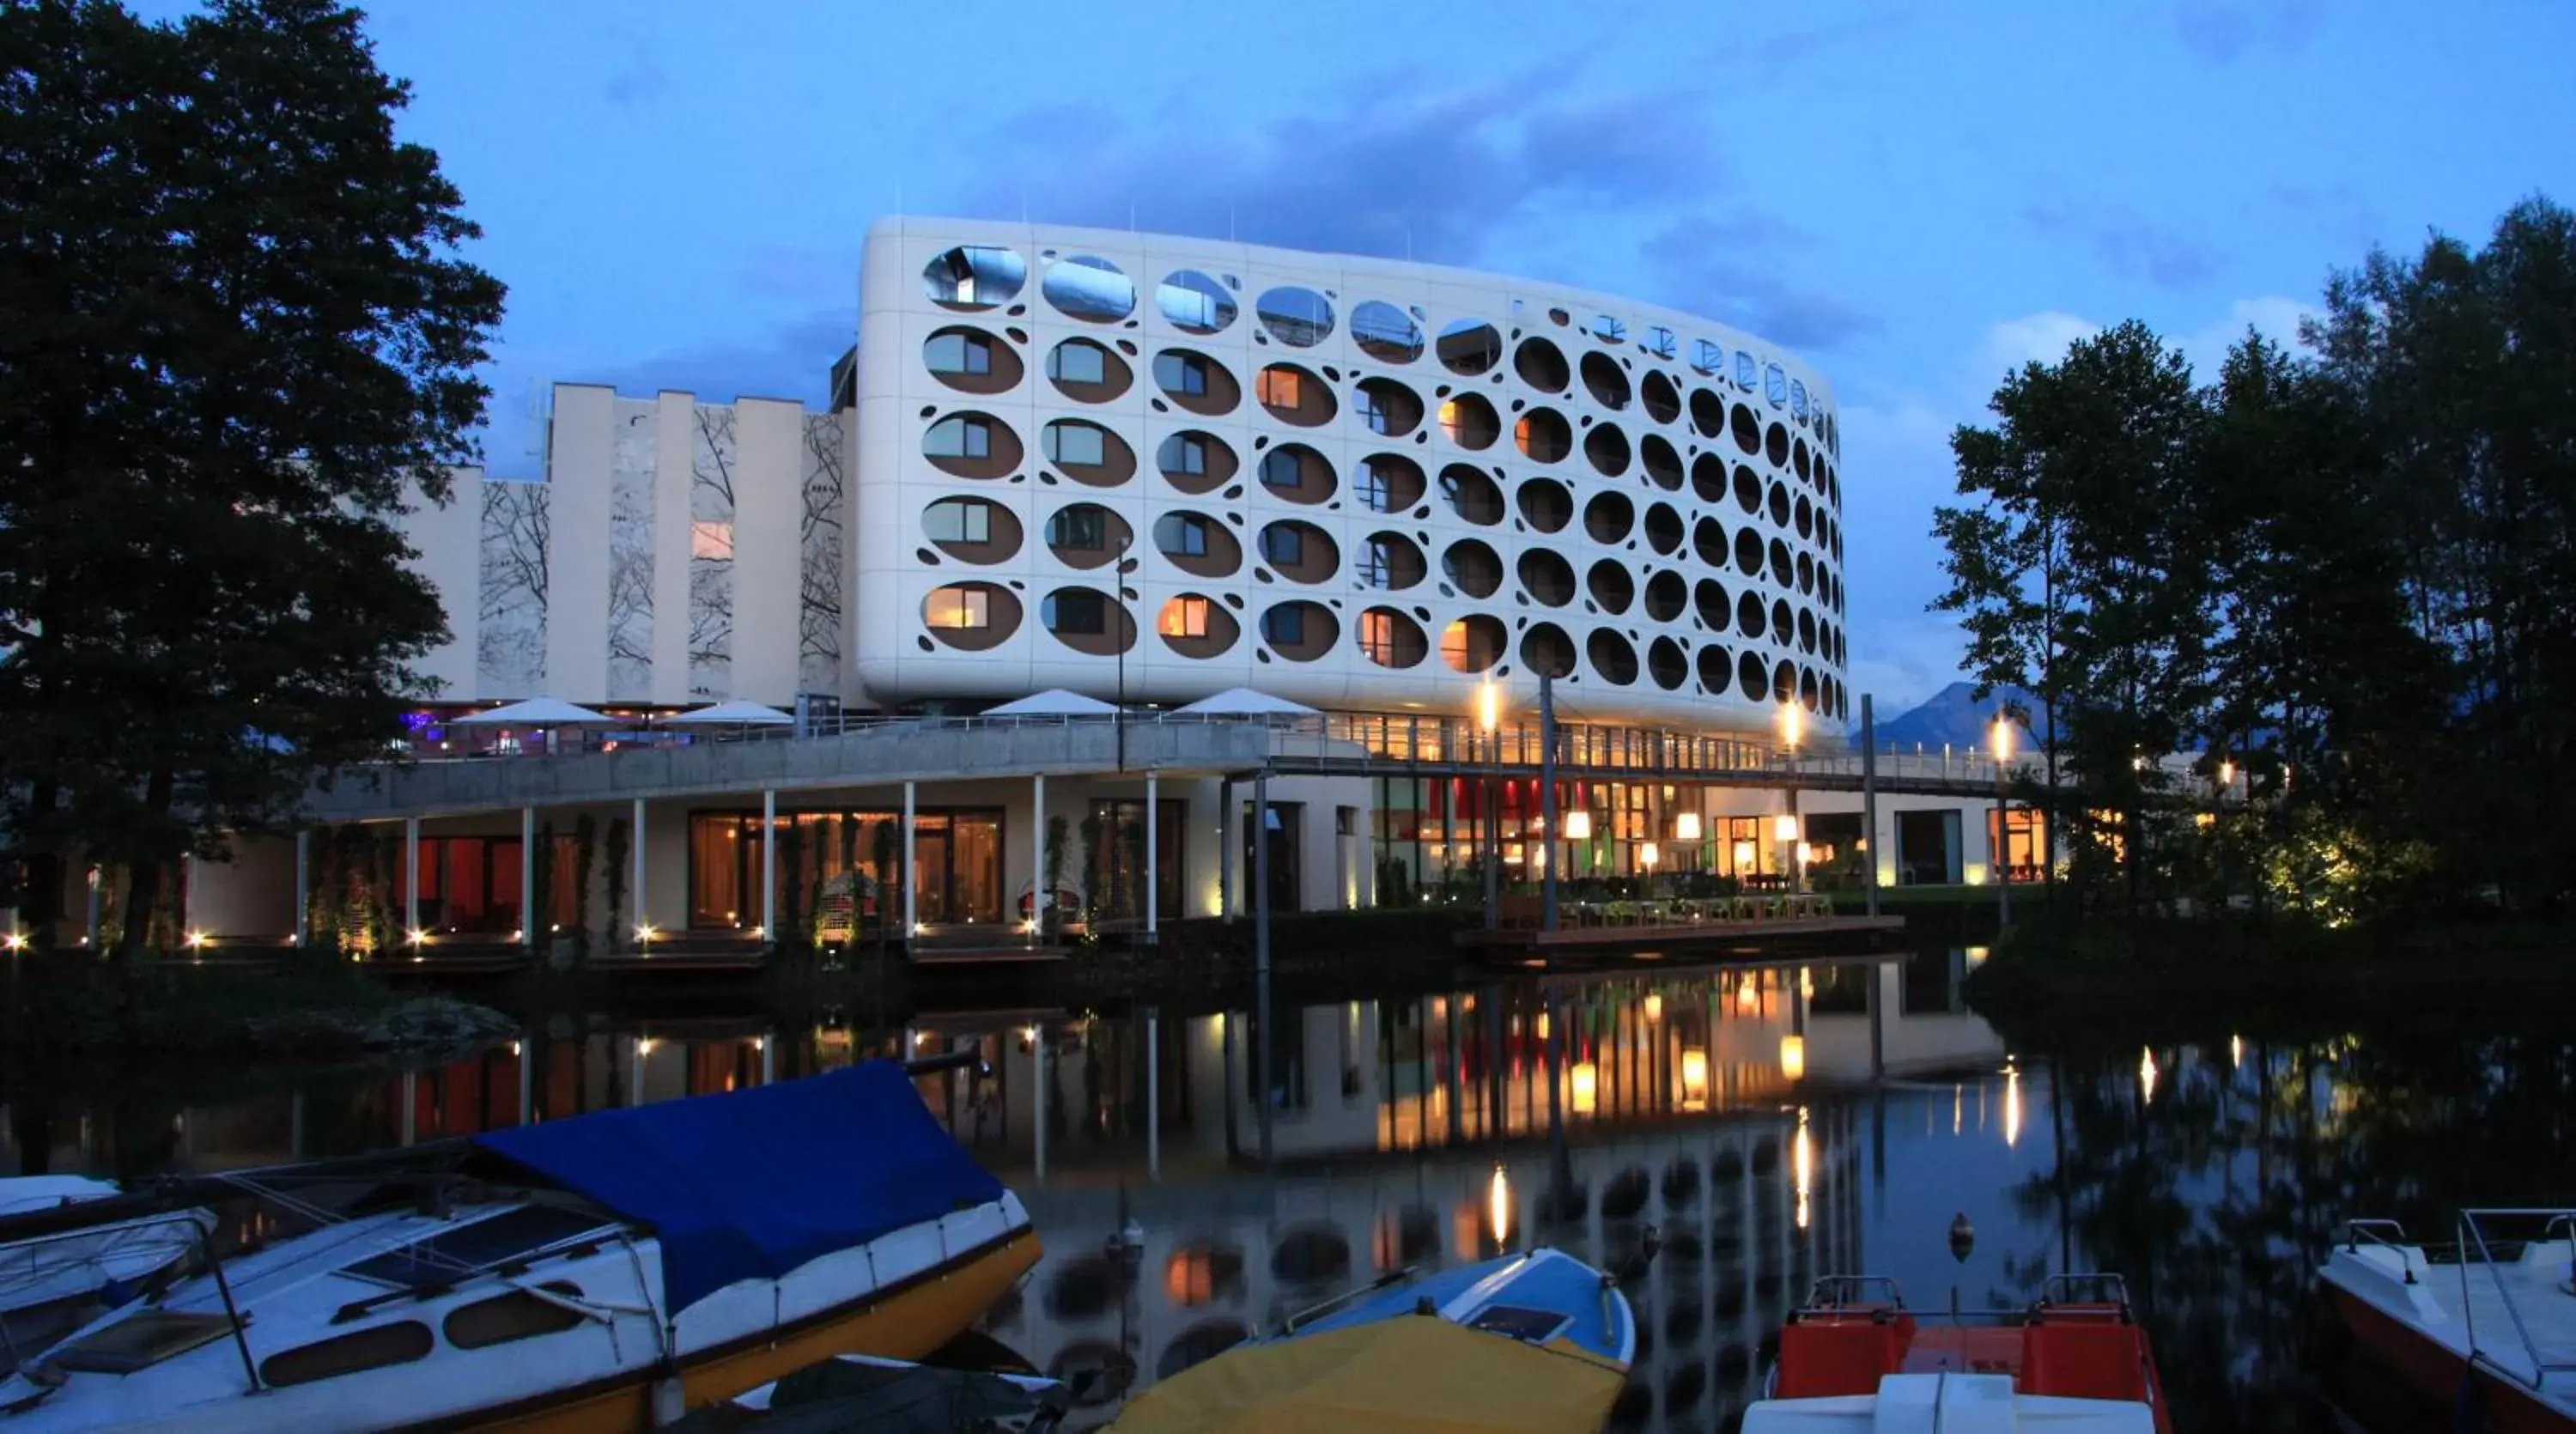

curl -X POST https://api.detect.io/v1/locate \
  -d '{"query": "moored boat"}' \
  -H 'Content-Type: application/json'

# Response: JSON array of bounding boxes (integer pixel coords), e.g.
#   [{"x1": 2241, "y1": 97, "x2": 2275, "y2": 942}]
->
[
  {"x1": 0, "y1": 1178, "x2": 214, "y2": 1377},
  {"x1": 1109, "y1": 1246, "x2": 1638, "y2": 1433},
  {"x1": 2318, "y1": 1211, "x2": 2576, "y2": 1433},
  {"x1": 1741, "y1": 1273, "x2": 2172, "y2": 1433},
  {"x1": 0, "y1": 1060, "x2": 1040, "y2": 1431},
  {"x1": 665, "y1": 1352, "x2": 1070, "y2": 1432}
]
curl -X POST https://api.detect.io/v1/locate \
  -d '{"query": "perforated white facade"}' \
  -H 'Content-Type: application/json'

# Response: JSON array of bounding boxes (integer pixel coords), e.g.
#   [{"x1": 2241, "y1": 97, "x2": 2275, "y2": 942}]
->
[{"x1": 857, "y1": 218, "x2": 1850, "y2": 732}]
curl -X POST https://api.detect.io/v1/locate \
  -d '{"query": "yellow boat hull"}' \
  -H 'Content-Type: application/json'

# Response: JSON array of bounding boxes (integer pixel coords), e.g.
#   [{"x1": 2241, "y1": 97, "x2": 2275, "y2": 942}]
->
[{"x1": 422, "y1": 1227, "x2": 1041, "y2": 1433}]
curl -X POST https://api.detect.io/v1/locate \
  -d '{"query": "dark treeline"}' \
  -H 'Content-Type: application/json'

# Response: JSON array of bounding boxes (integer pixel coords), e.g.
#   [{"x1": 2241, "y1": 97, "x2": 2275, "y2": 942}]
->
[{"x1": 1934, "y1": 196, "x2": 2576, "y2": 924}]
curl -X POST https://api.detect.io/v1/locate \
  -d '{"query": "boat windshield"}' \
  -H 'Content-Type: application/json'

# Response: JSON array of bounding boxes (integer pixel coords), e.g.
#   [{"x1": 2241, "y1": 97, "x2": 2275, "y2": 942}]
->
[
  {"x1": 42, "y1": 1310, "x2": 239, "y2": 1374},
  {"x1": 342, "y1": 1205, "x2": 616, "y2": 1291}
]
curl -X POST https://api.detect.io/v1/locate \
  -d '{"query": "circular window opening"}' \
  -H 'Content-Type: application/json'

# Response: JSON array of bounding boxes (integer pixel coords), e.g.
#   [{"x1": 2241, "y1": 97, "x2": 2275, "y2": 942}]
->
[
  {"x1": 1583, "y1": 490, "x2": 1635, "y2": 544},
  {"x1": 1640, "y1": 434, "x2": 1683, "y2": 491},
  {"x1": 1441, "y1": 615, "x2": 1507, "y2": 672},
  {"x1": 922, "y1": 581, "x2": 1021, "y2": 652},
  {"x1": 1514, "y1": 337, "x2": 1570, "y2": 392},
  {"x1": 1436, "y1": 319, "x2": 1502, "y2": 375},
  {"x1": 1770, "y1": 539, "x2": 1795, "y2": 586},
  {"x1": 1442, "y1": 538, "x2": 1503, "y2": 598},
  {"x1": 1768, "y1": 482, "x2": 1792, "y2": 528},
  {"x1": 1734, "y1": 465, "x2": 1763, "y2": 514},
  {"x1": 1351, "y1": 301, "x2": 1424, "y2": 363},
  {"x1": 1694, "y1": 577, "x2": 1728, "y2": 628},
  {"x1": 1694, "y1": 516, "x2": 1728, "y2": 568},
  {"x1": 1439, "y1": 465, "x2": 1504, "y2": 525},
  {"x1": 1690, "y1": 338, "x2": 1725, "y2": 377},
  {"x1": 1046, "y1": 337, "x2": 1133, "y2": 402},
  {"x1": 921, "y1": 325, "x2": 1022, "y2": 394},
  {"x1": 1643, "y1": 501, "x2": 1684, "y2": 555},
  {"x1": 1357, "y1": 531, "x2": 1425, "y2": 591},
  {"x1": 1042, "y1": 418, "x2": 1136, "y2": 488},
  {"x1": 1795, "y1": 494, "x2": 1814, "y2": 538},
  {"x1": 1355, "y1": 453, "x2": 1425, "y2": 513},
  {"x1": 1516, "y1": 477, "x2": 1571, "y2": 532},
  {"x1": 1587, "y1": 629, "x2": 1638, "y2": 685},
  {"x1": 1260, "y1": 600, "x2": 1338, "y2": 662},
  {"x1": 1041, "y1": 586, "x2": 1135, "y2": 655},
  {"x1": 1583, "y1": 423, "x2": 1631, "y2": 477},
  {"x1": 1641, "y1": 371, "x2": 1681, "y2": 425},
  {"x1": 1794, "y1": 436, "x2": 1812, "y2": 483},
  {"x1": 1798, "y1": 607, "x2": 1819, "y2": 653},
  {"x1": 1692, "y1": 453, "x2": 1726, "y2": 503},
  {"x1": 1697, "y1": 643, "x2": 1732, "y2": 694},
  {"x1": 1151, "y1": 348, "x2": 1241, "y2": 416},
  {"x1": 1766, "y1": 422, "x2": 1791, "y2": 468},
  {"x1": 922, "y1": 245, "x2": 1026, "y2": 311},
  {"x1": 1648, "y1": 637, "x2": 1689, "y2": 690},
  {"x1": 1356, "y1": 607, "x2": 1428, "y2": 669},
  {"x1": 1689, "y1": 387, "x2": 1724, "y2": 439},
  {"x1": 1580, "y1": 350, "x2": 1631, "y2": 410},
  {"x1": 1255, "y1": 362, "x2": 1336, "y2": 427},
  {"x1": 1043, "y1": 255, "x2": 1135, "y2": 322},
  {"x1": 922, "y1": 496, "x2": 1022, "y2": 564},
  {"x1": 1521, "y1": 622, "x2": 1576, "y2": 678},
  {"x1": 1437, "y1": 392, "x2": 1499, "y2": 450},
  {"x1": 1517, "y1": 549, "x2": 1576, "y2": 606},
  {"x1": 1155, "y1": 430, "x2": 1237, "y2": 495},
  {"x1": 1151, "y1": 509, "x2": 1242, "y2": 579},
  {"x1": 1732, "y1": 404, "x2": 1762, "y2": 455},
  {"x1": 1044, "y1": 502, "x2": 1131, "y2": 569},
  {"x1": 1257, "y1": 519, "x2": 1338, "y2": 583},
  {"x1": 1355, "y1": 376, "x2": 1425, "y2": 438},
  {"x1": 1255, "y1": 443, "x2": 1335, "y2": 505},
  {"x1": 1736, "y1": 591, "x2": 1766, "y2": 640},
  {"x1": 1772, "y1": 597, "x2": 1795, "y2": 641},
  {"x1": 1587, "y1": 559, "x2": 1635, "y2": 614},
  {"x1": 1734, "y1": 527, "x2": 1764, "y2": 577},
  {"x1": 1800, "y1": 665, "x2": 1820, "y2": 711},
  {"x1": 1644, "y1": 569, "x2": 1686, "y2": 621},
  {"x1": 1738, "y1": 650, "x2": 1770, "y2": 702},
  {"x1": 1157, "y1": 269, "x2": 1236, "y2": 333},
  {"x1": 923, "y1": 411, "x2": 1022, "y2": 480},
  {"x1": 1797, "y1": 551, "x2": 1815, "y2": 594},
  {"x1": 1256, "y1": 286, "x2": 1334, "y2": 347},
  {"x1": 1515, "y1": 407, "x2": 1571, "y2": 464}
]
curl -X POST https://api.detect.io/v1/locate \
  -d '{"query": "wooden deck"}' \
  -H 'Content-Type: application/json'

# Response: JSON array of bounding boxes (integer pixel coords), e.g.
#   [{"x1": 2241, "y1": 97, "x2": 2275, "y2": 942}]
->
[{"x1": 1459, "y1": 914, "x2": 1905, "y2": 955}]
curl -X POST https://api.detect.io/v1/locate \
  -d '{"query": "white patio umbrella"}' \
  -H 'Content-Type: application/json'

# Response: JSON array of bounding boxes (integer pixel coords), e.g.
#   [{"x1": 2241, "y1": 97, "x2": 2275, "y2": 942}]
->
[
  {"x1": 451, "y1": 697, "x2": 617, "y2": 726},
  {"x1": 984, "y1": 689, "x2": 1121, "y2": 717},
  {"x1": 1176, "y1": 686, "x2": 1320, "y2": 717},
  {"x1": 660, "y1": 698, "x2": 794, "y2": 726}
]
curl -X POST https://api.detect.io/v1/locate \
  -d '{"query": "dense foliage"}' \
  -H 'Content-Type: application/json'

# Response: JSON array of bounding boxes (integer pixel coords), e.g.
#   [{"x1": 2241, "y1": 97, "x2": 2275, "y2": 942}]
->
[
  {"x1": 0, "y1": 0, "x2": 503, "y2": 954},
  {"x1": 1935, "y1": 197, "x2": 2576, "y2": 921}
]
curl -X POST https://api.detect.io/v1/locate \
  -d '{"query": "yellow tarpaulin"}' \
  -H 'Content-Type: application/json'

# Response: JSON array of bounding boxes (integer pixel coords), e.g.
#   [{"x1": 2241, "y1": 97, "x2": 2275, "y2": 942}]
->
[{"x1": 1109, "y1": 1315, "x2": 1628, "y2": 1434}]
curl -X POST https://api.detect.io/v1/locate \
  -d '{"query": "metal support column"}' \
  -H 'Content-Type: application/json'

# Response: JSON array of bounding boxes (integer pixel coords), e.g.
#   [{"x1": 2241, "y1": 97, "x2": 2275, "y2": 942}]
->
[
  {"x1": 1218, "y1": 777, "x2": 1234, "y2": 921},
  {"x1": 1030, "y1": 775, "x2": 1047, "y2": 936},
  {"x1": 403, "y1": 817, "x2": 421, "y2": 939},
  {"x1": 1539, "y1": 674, "x2": 1559, "y2": 933},
  {"x1": 293, "y1": 829, "x2": 311, "y2": 951},
  {"x1": 519, "y1": 807, "x2": 537, "y2": 952},
  {"x1": 1144, "y1": 771, "x2": 1159, "y2": 945},
  {"x1": 629, "y1": 798, "x2": 647, "y2": 947},
  {"x1": 1862, "y1": 695, "x2": 1880, "y2": 918},
  {"x1": 902, "y1": 781, "x2": 918, "y2": 942},
  {"x1": 1146, "y1": 1008, "x2": 1162, "y2": 1182},
  {"x1": 760, "y1": 789, "x2": 777, "y2": 948},
  {"x1": 1254, "y1": 768, "x2": 1273, "y2": 1171}
]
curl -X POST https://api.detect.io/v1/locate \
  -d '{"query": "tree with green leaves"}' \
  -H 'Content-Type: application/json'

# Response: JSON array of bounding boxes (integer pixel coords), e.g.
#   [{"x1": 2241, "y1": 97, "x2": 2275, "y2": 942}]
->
[{"x1": 0, "y1": 0, "x2": 504, "y2": 956}]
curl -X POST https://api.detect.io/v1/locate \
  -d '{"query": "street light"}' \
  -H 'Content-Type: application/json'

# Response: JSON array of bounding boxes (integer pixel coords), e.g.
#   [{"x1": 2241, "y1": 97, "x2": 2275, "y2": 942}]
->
[{"x1": 1991, "y1": 714, "x2": 2014, "y2": 925}]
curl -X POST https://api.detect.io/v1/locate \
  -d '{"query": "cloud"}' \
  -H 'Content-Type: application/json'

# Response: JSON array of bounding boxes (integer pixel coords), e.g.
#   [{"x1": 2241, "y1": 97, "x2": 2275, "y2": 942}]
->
[
  {"x1": 602, "y1": 42, "x2": 669, "y2": 107},
  {"x1": 1978, "y1": 311, "x2": 2099, "y2": 380},
  {"x1": 936, "y1": 70, "x2": 1729, "y2": 270},
  {"x1": 1641, "y1": 215, "x2": 1885, "y2": 351},
  {"x1": 2173, "y1": 0, "x2": 2324, "y2": 63},
  {"x1": 2177, "y1": 294, "x2": 2312, "y2": 378},
  {"x1": 2025, "y1": 198, "x2": 2225, "y2": 289},
  {"x1": 579, "y1": 307, "x2": 854, "y2": 408},
  {"x1": 1705, "y1": 10, "x2": 1917, "y2": 74}
]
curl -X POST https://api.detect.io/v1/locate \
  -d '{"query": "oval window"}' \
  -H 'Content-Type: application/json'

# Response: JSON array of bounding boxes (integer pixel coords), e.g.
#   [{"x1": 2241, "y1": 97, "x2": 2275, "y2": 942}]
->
[
  {"x1": 1256, "y1": 286, "x2": 1334, "y2": 347},
  {"x1": 1689, "y1": 338, "x2": 1725, "y2": 376},
  {"x1": 922, "y1": 246, "x2": 1025, "y2": 311},
  {"x1": 1157, "y1": 269, "x2": 1236, "y2": 333},
  {"x1": 1350, "y1": 301, "x2": 1424, "y2": 363},
  {"x1": 1435, "y1": 319, "x2": 1502, "y2": 375},
  {"x1": 1043, "y1": 255, "x2": 1135, "y2": 322}
]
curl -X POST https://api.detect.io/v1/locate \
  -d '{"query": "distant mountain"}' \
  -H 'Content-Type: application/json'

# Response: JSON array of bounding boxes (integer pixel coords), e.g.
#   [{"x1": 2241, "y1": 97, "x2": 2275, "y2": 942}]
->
[{"x1": 1873, "y1": 681, "x2": 2041, "y2": 753}]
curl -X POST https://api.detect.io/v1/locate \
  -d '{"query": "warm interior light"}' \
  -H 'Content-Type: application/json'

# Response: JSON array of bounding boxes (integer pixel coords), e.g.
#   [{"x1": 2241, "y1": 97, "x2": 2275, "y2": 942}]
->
[
  {"x1": 1643, "y1": 992, "x2": 1663, "y2": 1022},
  {"x1": 1680, "y1": 1048, "x2": 1710, "y2": 1108},
  {"x1": 1779, "y1": 1033, "x2": 1807, "y2": 1082},
  {"x1": 1773, "y1": 813, "x2": 1798, "y2": 843},
  {"x1": 1674, "y1": 811, "x2": 1703, "y2": 841},
  {"x1": 1487, "y1": 1164, "x2": 1510, "y2": 1249},
  {"x1": 1732, "y1": 839, "x2": 1757, "y2": 871},
  {"x1": 1563, "y1": 810, "x2": 1593, "y2": 842},
  {"x1": 1795, "y1": 842, "x2": 1814, "y2": 866},
  {"x1": 1638, "y1": 841, "x2": 1660, "y2": 869},
  {"x1": 635, "y1": 1036, "x2": 657, "y2": 1056},
  {"x1": 1571, "y1": 1060, "x2": 1598, "y2": 1115}
]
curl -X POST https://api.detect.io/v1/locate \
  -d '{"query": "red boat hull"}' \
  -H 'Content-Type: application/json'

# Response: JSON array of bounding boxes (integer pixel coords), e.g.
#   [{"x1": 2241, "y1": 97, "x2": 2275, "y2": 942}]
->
[{"x1": 2330, "y1": 1285, "x2": 2576, "y2": 1434}]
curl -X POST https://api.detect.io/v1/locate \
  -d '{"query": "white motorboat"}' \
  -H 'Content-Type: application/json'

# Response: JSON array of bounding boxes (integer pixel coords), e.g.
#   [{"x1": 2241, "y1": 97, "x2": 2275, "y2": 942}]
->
[
  {"x1": 2319, "y1": 1210, "x2": 2576, "y2": 1433},
  {"x1": 0, "y1": 1060, "x2": 1041, "y2": 1432},
  {"x1": 0, "y1": 1178, "x2": 212, "y2": 1376}
]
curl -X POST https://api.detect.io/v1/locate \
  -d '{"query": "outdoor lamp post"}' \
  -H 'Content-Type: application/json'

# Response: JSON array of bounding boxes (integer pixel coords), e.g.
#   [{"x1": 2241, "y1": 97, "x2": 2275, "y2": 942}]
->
[
  {"x1": 1992, "y1": 714, "x2": 2014, "y2": 927},
  {"x1": 1774, "y1": 812, "x2": 1801, "y2": 890}
]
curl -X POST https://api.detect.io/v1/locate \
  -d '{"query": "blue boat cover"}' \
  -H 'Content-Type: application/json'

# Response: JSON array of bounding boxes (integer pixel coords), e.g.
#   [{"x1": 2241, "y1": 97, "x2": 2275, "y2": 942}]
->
[{"x1": 472, "y1": 1060, "x2": 1005, "y2": 1313}]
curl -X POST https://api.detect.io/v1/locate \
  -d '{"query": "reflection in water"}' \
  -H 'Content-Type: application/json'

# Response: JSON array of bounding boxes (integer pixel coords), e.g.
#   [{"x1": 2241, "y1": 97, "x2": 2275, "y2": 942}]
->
[{"x1": 9, "y1": 949, "x2": 2567, "y2": 1432}]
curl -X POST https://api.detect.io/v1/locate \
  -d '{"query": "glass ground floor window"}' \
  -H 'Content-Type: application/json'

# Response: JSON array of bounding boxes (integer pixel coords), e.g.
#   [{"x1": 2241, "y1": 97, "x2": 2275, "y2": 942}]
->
[
  {"x1": 688, "y1": 806, "x2": 1006, "y2": 936},
  {"x1": 1986, "y1": 806, "x2": 2047, "y2": 882},
  {"x1": 1084, "y1": 799, "x2": 1187, "y2": 921}
]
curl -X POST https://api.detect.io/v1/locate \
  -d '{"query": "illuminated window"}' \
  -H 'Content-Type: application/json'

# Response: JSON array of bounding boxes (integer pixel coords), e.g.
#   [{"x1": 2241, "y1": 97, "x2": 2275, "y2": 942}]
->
[
  {"x1": 1158, "y1": 595, "x2": 1210, "y2": 639},
  {"x1": 924, "y1": 331, "x2": 992, "y2": 375},
  {"x1": 1359, "y1": 611, "x2": 1400, "y2": 663},
  {"x1": 1256, "y1": 368, "x2": 1302, "y2": 409},
  {"x1": 1044, "y1": 422, "x2": 1106, "y2": 469},
  {"x1": 1437, "y1": 399, "x2": 1461, "y2": 440},
  {"x1": 1048, "y1": 342, "x2": 1108, "y2": 386},
  {"x1": 925, "y1": 416, "x2": 992, "y2": 459},
  {"x1": 924, "y1": 586, "x2": 990, "y2": 630}
]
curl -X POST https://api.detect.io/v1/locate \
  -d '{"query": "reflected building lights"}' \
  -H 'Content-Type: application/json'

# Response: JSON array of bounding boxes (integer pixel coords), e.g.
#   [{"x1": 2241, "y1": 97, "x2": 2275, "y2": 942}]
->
[
  {"x1": 1680, "y1": 1048, "x2": 1710, "y2": 1110},
  {"x1": 2139, "y1": 1046, "x2": 2160, "y2": 1103},
  {"x1": 1643, "y1": 992, "x2": 1663, "y2": 1023},
  {"x1": 1778, "y1": 1034, "x2": 1806, "y2": 1083},
  {"x1": 1794, "y1": 1107, "x2": 1813, "y2": 1230},
  {"x1": 1487, "y1": 1165, "x2": 1511, "y2": 1250},
  {"x1": 1571, "y1": 1061, "x2": 1599, "y2": 1115},
  {"x1": 2230, "y1": 1033, "x2": 2243, "y2": 1070},
  {"x1": 2004, "y1": 1067, "x2": 2022, "y2": 1149}
]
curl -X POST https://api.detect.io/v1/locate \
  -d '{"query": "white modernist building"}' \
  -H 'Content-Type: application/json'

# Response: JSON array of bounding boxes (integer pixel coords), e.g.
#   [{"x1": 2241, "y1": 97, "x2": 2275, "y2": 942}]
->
[{"x1": 411, "y1": 218, "x2": 1850, "y2": 733}]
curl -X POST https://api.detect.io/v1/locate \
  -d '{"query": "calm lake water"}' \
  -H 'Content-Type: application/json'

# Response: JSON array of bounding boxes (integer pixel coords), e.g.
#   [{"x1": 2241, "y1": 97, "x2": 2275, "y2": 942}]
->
[{"x1": 5, "y1": 949, "x2": 2570, "y2": 1433}]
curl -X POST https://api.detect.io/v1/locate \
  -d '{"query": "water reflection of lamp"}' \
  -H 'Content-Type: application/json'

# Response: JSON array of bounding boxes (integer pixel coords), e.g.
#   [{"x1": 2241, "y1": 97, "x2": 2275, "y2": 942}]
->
[
  {"x1": 1680, "y1": 1048, "x2": 1710, "y2": 1109},
  {"x1": 1643, "y1": 992, "x2": 1663, "y2": 1022},
  {"x1": 2004, "y1": 1066, "x2": 2023, "y2": 1148},
  {"x1": 1778, "y1": 1033, "x2": 1806, "y2": 1082},
  {"x1": 1793, "y1": 1107, "x2": 1813, "y2": 1230},
  {"x1": 2138, "y1": 1046, "x2": 2159, "y2": 1103},
  {"x1": 1487, "y1": 1165, "x2": 1511, "y2": 1249},
  {"x1": 1674, "y1": 811, "x2": 1703, "y2": 841},
  {"x1": 1563, "y1": 809, "x2": 1593, "y2": 842},
  {"x1": 1571, "y1": 1060, "x2": 1598, "y2": 1115},
  {"x1": 1735, "y1": 975, "x2": 1761, "y2": 1014}
]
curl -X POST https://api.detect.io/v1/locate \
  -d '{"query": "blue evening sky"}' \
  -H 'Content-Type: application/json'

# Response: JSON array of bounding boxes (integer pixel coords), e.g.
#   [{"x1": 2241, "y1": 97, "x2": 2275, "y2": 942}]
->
[{"x1": 155, "y1": 0, "x2": 2576, "y2": 709}]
